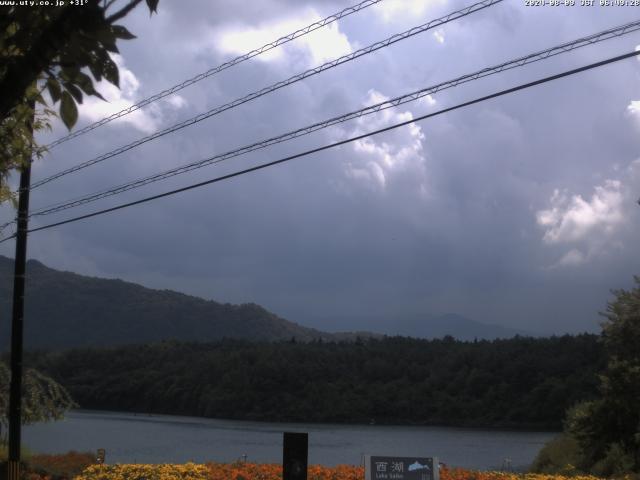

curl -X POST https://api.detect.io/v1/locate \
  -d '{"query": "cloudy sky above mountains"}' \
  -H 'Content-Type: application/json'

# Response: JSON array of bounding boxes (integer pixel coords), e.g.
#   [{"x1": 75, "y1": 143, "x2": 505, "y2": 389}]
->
[{"x1": 2, "y1": 0, "x2": 640, "y2": 335}]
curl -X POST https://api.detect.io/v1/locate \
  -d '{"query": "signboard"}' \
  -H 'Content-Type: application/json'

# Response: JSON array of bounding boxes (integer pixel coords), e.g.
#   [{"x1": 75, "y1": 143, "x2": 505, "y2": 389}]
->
[
  {"x1": 283, "y1": 432, "x2": 308, "y2": 480},
  {"x1": 364, "y1": 456, "x2": 439, "y2": 480},
  {"x1": 96, "y1": 448, "x2": 106, "y2": 465}
]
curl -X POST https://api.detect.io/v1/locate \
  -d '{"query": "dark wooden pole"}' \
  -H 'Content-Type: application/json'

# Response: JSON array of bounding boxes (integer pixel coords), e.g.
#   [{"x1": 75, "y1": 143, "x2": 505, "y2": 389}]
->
[{"x1": 7, "y1": 111, "x2": 33, "y2": 480}]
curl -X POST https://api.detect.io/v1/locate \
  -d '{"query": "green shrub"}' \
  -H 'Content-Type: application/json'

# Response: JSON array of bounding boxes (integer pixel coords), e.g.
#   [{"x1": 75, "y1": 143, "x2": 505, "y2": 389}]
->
[
  {"x1": 530, "y1": 433, "x2": 583, "y2": 475},
  {"x1": 590, "y1": 443, "x2": 635, "y2": 477}
]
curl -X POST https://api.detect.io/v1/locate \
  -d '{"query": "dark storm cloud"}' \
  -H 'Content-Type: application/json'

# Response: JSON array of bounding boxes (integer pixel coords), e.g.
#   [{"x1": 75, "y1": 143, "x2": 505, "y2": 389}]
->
[{"x1": 2, "y1": 0, "x2": 640, "y2": 335}]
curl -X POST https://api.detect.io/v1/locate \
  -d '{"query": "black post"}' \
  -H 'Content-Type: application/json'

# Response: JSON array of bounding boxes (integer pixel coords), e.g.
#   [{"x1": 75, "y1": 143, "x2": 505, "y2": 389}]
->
[
  {"x1": 283, "y1": 432, "x2": 308, "y2": 480},
  {"x1": 7, "y1": 140, "x2": 33, "y2": 480}
]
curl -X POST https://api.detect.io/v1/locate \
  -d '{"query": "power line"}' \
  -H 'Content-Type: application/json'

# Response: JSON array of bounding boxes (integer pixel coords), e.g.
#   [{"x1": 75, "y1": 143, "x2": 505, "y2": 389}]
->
[
  {"x1": 22, "y1": 18, "x2": 640, "y2": 221},
  {"x1": 29, "y1": 0, "x2": 503, "y2": 191},
  {"x1": 1, "y1": 49, "x2": 634, "y2": 243},
  {"x1": 44, "y1": 0, "x2": 384, "y2": 150}
]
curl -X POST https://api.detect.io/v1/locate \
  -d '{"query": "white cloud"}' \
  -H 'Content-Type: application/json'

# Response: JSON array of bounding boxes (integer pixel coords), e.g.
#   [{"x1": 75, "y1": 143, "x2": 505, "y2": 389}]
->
[
  {"x1": 373, "y1": 0, "x2": 446, "y2": 23},
  {"x1": 544, "y1": 248, "x2": 590, "y2": 270},
  {"x1": 534, "y1": 175, "x2": 637, "y2": 269},
  {"x1": 627, "y1": 100, "x2": 640, "y2": 125},
  {"x1": 79, "y1": 54, "x2": 187, "y2": 134},
  {"x1": 433, "y1": 29, "x2": 445, "y2": 44},
  {"x1": 536, "y1": 180, "x2": 624, "y2": 245},
  {"x1": 626, "y1": 44, "x2": 640, "y2": 125},
  {"x1": 166, "y1": 95, "x2": 187, "y2": 109},
  {"x1": 213, "y1": 9, "x2": 352, "y2": 67},
  {"x1": 536, "y1": 158, "x2": 640, "y2": 269},
  {"x1": 627, "y1": 100, "x2": 640, "y2": 114},
  {"x1": 301, "y1": 22, "x2": 352, "y2": 65},
  {"x1": 418, "y1": 94, "x2": 437, "y2": 107},
  {"x1": 341, "y1": 90, "x2": 428, "y2": 191},
  {"x1": 556, "y1": 249, "x2": 586, "y2": 267}
]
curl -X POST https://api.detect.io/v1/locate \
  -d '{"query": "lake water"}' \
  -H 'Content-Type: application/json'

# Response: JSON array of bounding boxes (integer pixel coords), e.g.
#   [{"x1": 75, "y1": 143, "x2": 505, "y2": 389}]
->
[{"x1": 23, "y1": 410, "x2": 556, "y2": 470}]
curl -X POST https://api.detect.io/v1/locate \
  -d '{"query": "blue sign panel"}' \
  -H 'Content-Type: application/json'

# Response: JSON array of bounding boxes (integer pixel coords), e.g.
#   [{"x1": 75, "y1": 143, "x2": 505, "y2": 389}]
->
[{"x1": 365, "y1": 456, "x2": 439, "y2": 480}]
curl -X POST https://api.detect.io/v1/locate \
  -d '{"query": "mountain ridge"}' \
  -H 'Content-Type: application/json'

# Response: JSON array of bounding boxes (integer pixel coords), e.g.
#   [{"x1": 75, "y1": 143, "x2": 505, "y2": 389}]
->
[
  {"x1": 0, "y1": 255, "x2": 333, "y2": 349},
  {"x1": 0, "y1": 255, "x2": 531, "y2": 350},
  {"x1": 392, "y1": 312, "x2": 533, "y2": 340}
]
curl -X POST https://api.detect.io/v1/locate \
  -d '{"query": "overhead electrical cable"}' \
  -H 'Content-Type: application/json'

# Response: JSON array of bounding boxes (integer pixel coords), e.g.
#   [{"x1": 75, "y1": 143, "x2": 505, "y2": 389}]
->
[
  {"x1": 44, "y1": 0, "x2": 385, "y2": 149},
  {"x1": 30, "y1": 0, "x2": 503, "y2": 191},
  {"x1": 20, "y1": 18, "x2": 640, "y2": 222},
  {"x1": 0, "y1": 49, "x2": 634, "y2": 243}
]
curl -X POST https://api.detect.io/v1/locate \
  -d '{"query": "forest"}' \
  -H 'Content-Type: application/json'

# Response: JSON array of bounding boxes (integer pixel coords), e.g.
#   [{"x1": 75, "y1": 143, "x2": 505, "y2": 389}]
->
[{"x1": 27, "y1": 334, "x2": 603, "y2": 429}]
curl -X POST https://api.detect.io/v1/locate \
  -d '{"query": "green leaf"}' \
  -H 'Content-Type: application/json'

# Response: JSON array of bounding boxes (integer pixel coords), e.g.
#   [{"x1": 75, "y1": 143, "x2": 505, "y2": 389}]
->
[
  {"x1": 146, "y1": 0, "x2": 159, "y2": 14},
  {"x1": 74, "y1": 71, "x2": 105, "y2": 101},
  {"x1": 34, "y1": 91, "x2": 47, "y2": 107},
  {"x1": 87, "y1": 52, "x2": 103, "y2": 82},
  {"x1": 94, "y1": 26, "x2": 119, "y2": 53},
  {"x1": 60, "y1": 91, "x2": 78, "y2": 131},
  {"x1": 74, "y1": 71, "x2": 93, "y2": 91},
  {"x1": 60, "y1": 63, "x2": 81, "y2": 82},
  {"x1": 102, "y1": 54, "x2": 119, "y2": 87},
  {"x1": 25, "y1": 83, "x2": 40, "y2": 99},
  {"x1": 112, "y1": 24, "x2": 136, "y2": 40},
  {"x1": 63, "y1": 82, "x2": 83, "y2": 104},
  {"x1": 102, "y1": 41, "x2": 119, "y2": 54},
  {"x1": 46, "y1": 77, "x2": 61, "y2": 103}
]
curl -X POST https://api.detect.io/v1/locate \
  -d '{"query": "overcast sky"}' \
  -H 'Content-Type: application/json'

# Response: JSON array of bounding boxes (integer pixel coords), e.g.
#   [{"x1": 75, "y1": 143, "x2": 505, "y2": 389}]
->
[{"x1": 2, "y1": 0, "x2": 640, "y2": 335}]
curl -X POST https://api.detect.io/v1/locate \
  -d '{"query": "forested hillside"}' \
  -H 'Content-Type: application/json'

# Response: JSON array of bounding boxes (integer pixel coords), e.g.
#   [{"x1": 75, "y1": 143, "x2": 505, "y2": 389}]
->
[
  {"x1": 0, "y1": 256, "x2": 331, "y2": 349},
  {"x1": 0, "y1": 256, "x2": 538, "y2": 349},
  {"x1": 29, "y1": 334, "x2": 603, "y2": 429}
]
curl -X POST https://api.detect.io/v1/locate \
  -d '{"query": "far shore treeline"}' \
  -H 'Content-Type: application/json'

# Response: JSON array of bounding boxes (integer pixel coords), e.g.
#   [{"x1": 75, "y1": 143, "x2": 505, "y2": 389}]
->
[{"x1": 24, "y1": 334, "x2": 602, "y2": 429}]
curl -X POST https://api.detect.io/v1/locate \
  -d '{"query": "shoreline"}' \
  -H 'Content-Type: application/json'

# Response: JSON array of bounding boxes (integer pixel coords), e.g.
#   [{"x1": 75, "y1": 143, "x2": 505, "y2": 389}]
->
[{"x1": 67, "y1": 408, "x2": 561, "y2": 434}]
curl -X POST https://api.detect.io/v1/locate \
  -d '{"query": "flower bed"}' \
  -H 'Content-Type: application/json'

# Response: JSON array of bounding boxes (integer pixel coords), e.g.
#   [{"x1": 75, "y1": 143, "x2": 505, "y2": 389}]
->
[
  {"x1": 74, "y1": 462, "x2": 209, "y2": 480},
  {"x1": 69, "y1": 463, "x2": 607, "y2": 480}
]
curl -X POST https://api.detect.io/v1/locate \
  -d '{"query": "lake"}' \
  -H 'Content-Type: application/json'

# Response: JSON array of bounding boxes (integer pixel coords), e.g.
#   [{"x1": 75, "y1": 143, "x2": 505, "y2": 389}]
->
[{"x1": 24, "y1": 410, "x2": 556, "y2": 470}]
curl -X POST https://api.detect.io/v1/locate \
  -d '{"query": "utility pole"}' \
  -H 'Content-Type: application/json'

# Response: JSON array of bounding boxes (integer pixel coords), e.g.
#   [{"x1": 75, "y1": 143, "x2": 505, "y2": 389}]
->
[{"x1": 6, "y1": 105, "x2": 34, "y2": 480}]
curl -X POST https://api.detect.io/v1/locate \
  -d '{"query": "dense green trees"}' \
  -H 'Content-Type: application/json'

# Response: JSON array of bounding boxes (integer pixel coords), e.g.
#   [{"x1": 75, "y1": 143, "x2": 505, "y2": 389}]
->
[
  {"x1": 29, "y1": 334, "x2": 603, "y2": 429},
  {"x1": 565, "y1": 277, "x2": 640, "y2": 475},
  {"x1": 531, "y1": 278, "x2": 640, "y2": 476}
]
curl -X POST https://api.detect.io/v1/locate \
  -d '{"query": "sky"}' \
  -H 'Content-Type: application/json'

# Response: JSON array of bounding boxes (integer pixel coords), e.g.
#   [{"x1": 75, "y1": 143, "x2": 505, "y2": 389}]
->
[{"x1": 2, "y1": 0, "x2": 640, "y2": 335}]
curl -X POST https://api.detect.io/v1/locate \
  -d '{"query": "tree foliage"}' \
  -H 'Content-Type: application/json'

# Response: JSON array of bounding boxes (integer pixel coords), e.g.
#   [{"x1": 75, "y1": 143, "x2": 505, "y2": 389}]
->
[
  {"x1": 530, "y1": 433, "x2": 582, "y2": 475},
  {"x1": 0, "y1": 0, "x2": 159, "y2": 203},
  {"x1": 30, "y1": 334, "x2": 603, "y2": 430},
  {"x1": 0, "y1": 361, "x2": 76, "y2": 444},
  {"x1": 564, "y1": 277, "x2": 640, "y2": 475}
]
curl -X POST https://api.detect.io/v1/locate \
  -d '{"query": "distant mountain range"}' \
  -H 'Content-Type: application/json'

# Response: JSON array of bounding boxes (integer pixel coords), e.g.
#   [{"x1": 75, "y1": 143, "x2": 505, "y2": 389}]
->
[
  {"x1": 390, "y1": 313, "x2": 533, "y2": 341},
  {"x1": 0, "y1": 255, "x2": 532, "y2": 350}
]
